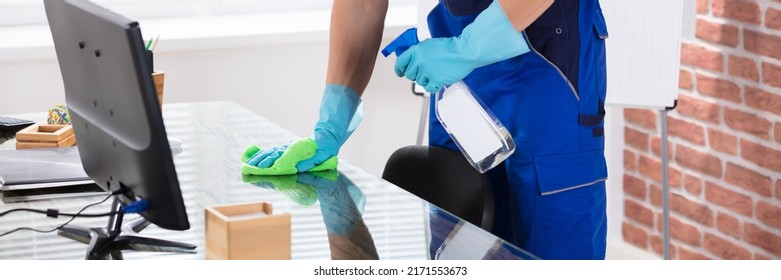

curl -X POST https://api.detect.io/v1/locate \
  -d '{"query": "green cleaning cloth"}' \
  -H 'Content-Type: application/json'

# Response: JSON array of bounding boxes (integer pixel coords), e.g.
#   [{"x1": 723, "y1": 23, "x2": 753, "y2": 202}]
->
[
  {"x1": 242, "y1": 171, "x2": 337, "y2": 207},
  {"x1": 241, "y1": 138, "x2": 338, "y2": 176},
  {"x1": 242, "y1": 174, "x2": 319, "y2": 206}
]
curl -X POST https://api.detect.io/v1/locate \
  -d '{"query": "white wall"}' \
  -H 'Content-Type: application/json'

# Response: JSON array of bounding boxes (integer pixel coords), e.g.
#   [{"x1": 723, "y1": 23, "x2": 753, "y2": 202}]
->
[
  {"x1": 0, "y1": 27, "x2": 421, "y2": 178},
  {"x1": 0, "y1": 59, "x2": 65, "y2": 114}
]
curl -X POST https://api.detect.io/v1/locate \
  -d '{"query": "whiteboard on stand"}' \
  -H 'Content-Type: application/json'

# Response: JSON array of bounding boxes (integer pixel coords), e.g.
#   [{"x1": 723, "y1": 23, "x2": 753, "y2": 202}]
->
[{"x1": 601, "y1": 0, "x2": 684, "y2": 109}]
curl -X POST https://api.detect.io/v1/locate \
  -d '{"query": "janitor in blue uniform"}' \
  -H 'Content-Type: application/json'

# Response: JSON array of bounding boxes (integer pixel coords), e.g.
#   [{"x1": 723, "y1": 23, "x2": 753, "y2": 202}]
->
[{"x1": 246, "y1": 0, "x2": 609, "y2": 259}]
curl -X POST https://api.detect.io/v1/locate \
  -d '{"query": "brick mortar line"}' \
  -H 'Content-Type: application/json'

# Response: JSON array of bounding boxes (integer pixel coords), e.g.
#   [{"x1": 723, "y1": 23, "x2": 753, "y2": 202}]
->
[
  {"x1": 738, "y1": 25, "x2": 781, "y2": 66},
  {"x1": 729, "y1": 216, "x2": 779, "y2": 258},
  {"x1": 668, "y1": 94, "x2": 780, "y2": 146},
  {"x1": 680, "y1": 38, "x2": 730, "y2": 73},
  {"x1": 631, "y1": 188, "x2": 781, "y2": 259},
  {"x1": 620, "y1": 172, "x2": 780, "y2": 258},
  {"x1": 624, "y1": 121, "x2": 780, "y2": 206},
  {"x1": 698, "y1": 219, "x2": 778, "y2": 259},
  {"x1": 622, "y1": 113, "x2": 781, "y2": 201},
  {"x1": 677, "y1": 66, "x2": 781, "y2": 127},
  {"x1": 688, "y1": 20, "x2": 781, "y2": 67},
  {"x1": 667, "y1": 72, "x2": 780, "y2": 172},
  {"x1": 703, "y1": 3, "x2": 781, "y2": 34},
  {"x1": 717, "y1": 103, "x2": 781, "y2": 138},
  {"x1": 631, "y1": 205, "x2": 781, "y2": 259},
  {"x1": 676, "y1": 242, "x2": 719, "y2": 259},
  {"x1": 623, "y1": 141, "x2": 781, "y2": 228},
  {"x1": 695, "y1": 49, "x2": 781, "y2": 91}
]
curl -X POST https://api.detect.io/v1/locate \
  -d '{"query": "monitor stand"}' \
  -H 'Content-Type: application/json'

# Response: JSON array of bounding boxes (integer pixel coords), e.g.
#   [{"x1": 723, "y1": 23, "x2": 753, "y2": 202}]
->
[{"x1": 57, "y1": 197, "x2": 197, "y2": 260}]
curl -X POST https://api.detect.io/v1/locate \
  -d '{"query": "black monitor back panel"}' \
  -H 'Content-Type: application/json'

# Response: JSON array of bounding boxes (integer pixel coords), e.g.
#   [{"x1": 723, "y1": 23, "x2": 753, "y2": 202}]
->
[{"x1": 45, "y1": 0, "x2": 189, "y2": 230}]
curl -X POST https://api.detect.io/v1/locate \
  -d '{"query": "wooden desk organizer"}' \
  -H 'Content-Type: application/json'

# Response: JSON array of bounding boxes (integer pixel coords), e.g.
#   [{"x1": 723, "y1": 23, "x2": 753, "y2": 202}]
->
[
  {"x1": 205, "y1": 202, "x2": 291, "y2": 260},
  {"x1": 152, "y1": 71, "x2": 164, "y2": 109},
  {"x1": 15, "y1": 124, "x2": 76, "y2": 149}
]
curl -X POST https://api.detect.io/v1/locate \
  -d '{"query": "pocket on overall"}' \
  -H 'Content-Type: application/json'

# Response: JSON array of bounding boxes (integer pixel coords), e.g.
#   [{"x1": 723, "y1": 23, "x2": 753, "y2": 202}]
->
[
  {"x1": 532, "y1": 150, "x2": 608, "y2": 259},
  {"x1": 593, "y1": 9, "x2": 609, "y2": 39},
  {"x1": 535, "y1": 150, "x2": 607, "y2": 196}
]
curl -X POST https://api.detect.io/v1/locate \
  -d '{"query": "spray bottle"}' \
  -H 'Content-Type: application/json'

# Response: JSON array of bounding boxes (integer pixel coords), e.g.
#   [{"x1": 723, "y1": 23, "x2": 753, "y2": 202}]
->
[{"x1": 382, "y1": 28, "x2": 515, "y2": 173}]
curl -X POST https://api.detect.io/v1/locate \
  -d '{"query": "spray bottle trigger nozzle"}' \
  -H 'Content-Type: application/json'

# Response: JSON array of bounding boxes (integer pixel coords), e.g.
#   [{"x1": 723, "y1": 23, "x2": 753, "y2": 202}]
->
[{"x1": 381, "y1": 27, "x2": 420, "y2": 57}]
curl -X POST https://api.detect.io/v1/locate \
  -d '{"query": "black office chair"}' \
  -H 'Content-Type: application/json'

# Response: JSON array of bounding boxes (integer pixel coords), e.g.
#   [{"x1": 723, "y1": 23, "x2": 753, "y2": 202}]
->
[{"x1": 382, "y1": 145, "x2": 494, "y2": 231}]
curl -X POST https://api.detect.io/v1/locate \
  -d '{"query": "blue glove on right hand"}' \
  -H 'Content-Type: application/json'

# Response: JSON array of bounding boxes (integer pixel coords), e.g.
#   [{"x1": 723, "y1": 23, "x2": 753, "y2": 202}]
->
[
  {"x1": 391, "y1": 0, "x2": 530, "y2": 93},
  {"x1": 246, "y1": 84, "x2": 364, "y2": 172},
  {"x1": 296, "y1": 84, "x2": 363, "y2": 171}
]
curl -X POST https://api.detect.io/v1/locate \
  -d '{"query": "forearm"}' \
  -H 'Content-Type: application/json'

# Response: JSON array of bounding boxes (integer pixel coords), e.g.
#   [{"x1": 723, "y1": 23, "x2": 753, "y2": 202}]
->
[
  {"x1": 326, "y1": 0, "x2": 388, "y2": 97},
  {"x1": 498, "y1": 0, "x2": 554, "y2": 31}
]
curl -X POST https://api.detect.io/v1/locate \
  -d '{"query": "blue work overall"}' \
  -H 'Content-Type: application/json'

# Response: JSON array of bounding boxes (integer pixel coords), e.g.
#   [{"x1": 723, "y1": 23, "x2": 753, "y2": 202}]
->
[{"x1": 427, "y1": 0, "x2": 609, "y2": 259}]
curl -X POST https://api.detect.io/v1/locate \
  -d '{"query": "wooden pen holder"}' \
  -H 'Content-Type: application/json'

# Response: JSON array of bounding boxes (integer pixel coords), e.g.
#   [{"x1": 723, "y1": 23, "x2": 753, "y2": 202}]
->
[
  {"x1": 152, "y1": 71, "x2": 165, "y2": 109},
  {"x1": 205, "y1": 202, "x2": 292, "y2": 260},
  {"x1": 15, "y1": 124, "x2": 76, "y2": 149}
]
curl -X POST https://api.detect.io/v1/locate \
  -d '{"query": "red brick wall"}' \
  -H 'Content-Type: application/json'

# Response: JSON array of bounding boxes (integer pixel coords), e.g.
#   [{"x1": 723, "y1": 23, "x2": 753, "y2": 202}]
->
[{"x1": 622, "y1": 0, "x2": 781, "y2": 259}]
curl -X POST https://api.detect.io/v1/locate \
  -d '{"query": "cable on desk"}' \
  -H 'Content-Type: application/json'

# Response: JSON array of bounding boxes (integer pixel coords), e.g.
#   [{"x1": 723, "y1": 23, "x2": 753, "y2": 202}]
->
[
  {"x1": 0, "y1": 190, "x2": 117, "y2": 238},
  {"x1": 0, "y1": 207, "x2": 119, "y2": 218}
]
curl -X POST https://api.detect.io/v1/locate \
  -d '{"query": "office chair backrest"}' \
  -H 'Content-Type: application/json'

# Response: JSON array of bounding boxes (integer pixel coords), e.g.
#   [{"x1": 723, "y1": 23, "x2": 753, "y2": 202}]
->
[{"x1": 382, "y1": 145, "x2": 494, "y2": 231}]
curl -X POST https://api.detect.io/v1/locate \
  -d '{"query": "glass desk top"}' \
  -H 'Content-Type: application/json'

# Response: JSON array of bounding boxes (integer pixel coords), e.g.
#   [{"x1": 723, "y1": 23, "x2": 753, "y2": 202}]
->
[{"x1": 0, "y1": 101, "x2": 536, "y2": 260}]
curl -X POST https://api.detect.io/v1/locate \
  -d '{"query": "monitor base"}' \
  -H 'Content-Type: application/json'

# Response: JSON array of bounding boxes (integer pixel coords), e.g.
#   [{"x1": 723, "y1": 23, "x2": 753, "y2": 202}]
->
[{"x1": 57, "y1": 197, "x2": 196, "y2": 260}]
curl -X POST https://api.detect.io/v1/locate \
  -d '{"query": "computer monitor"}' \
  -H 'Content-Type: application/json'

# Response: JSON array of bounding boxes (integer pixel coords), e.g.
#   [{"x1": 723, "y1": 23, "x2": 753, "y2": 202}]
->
[{"x1": 43, "y1": 0, "x2": 194, "y2": 259}]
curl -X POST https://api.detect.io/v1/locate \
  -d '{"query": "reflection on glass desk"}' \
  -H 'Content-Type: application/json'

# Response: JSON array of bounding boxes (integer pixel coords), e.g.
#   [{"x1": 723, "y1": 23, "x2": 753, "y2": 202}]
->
[{"x1": 0, "y1": 101, "x2": 537, "y2": 260}]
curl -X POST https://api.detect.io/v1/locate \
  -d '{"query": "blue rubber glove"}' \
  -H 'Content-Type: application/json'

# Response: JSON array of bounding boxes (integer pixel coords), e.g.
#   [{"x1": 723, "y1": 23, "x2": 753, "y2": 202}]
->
[
  {"x1": 246, "y1": 84, "x2": 364, "y2": 172},
  {"x1": 299, "y1": 171, "x2": 377, "y2": 259},
  {"x1": 246, "y1": 144, "x2": 289, "y2": 167},
  {"x1": 394, "y1": 0, "x2": 530, "y2": 93},
  {"x1": 298, "y1": 171, "x2": 366, "y2": 236}
]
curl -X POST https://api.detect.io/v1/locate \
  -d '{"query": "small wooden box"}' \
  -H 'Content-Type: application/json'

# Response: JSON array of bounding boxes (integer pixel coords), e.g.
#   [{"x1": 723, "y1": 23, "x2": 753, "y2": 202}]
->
[
  {"x1": 152, "y1": 71, "x2": 165, "y2": 109},
  {"x1": 205, "y1": 202, "x2": 291, "y2": 260},
  {"x1": 15, "y1": 124, "x2": 76, "y2": 149}
]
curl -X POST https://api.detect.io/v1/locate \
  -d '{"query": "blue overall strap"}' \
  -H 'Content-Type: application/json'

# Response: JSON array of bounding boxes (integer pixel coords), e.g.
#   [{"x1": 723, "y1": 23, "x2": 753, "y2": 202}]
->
[{"x1": 578, "y1": 100, "x2": 605, "y2": 136}]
